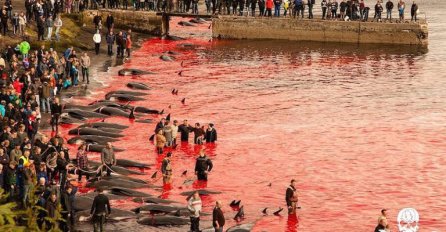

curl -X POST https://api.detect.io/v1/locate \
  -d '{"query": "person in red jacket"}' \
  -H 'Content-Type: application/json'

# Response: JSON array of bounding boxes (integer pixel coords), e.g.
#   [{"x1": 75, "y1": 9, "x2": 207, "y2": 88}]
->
[
  {"x1": 126, "y1": 34, "x2": 132, "y2": 58},
  {"x1": 266, "y1": 0, "x2": 274, "y2": 16}
]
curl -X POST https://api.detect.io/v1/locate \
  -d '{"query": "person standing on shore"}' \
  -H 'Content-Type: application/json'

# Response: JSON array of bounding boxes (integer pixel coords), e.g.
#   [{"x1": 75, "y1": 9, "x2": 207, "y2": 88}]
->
[
  {"x1": 259, "y1": 0, "x2": 266, "y2": 16},
  {"x1": 126, "y1": 34, "x2": 132, "y2": 58},
  {"x1": 116, "y1": 31, "x2": 124, "y2": 58},
  {"x1": 18, "y1": 12, "x2": 27, "y2": 37},
  {"x1": 331, "y1": 0, "x2": 338, "y2": 19},
  {"x1": 286, "y1": 179, "x2": 299, "y2": 214},
  {"x1": 101, "y1": 142, "x2": 116, "y2": 176},
  {"x1": 45, "y1": 15, "x2": 54, "y2": 41},
  {"x1": 307, "y1": 0, "x2": 314, "y2": 19},
  {"x1": 106, "y1": 13, "x2": 114, "y2": 32},
  {"x1": 187, "y1": 191, "x2": 202, "y2": 232},
  {"x1": 80, "y1": 53, "x2": 91, "y2": 84},
  {"x1": 106, "y1": 30, "x2": 115, "y2": 56},
  {"x1": 386, "y1": 0, "x2": 394, "y2": 21},
  {"x1": 398, "y1": 0, "x2": 405, "y2": 21},
  {"x1": 54, "y1": 15, "x2": 63, "y2": 41},
  {"x1": 266, "y1": 0, "x2": 273, "y2": 17},
  {"x1": 321, "y1": 0, "x2": 328, "y2": 19},
  {"x1": 76, "y1": 143, "x2": 89, "y2": 182},
  {"x1": 195, "y1": 149, "x2": 213, "y2": 181},
  {"x1": 213, "y1": 201, "x2": 225, "y2": 232},
  {"x1": 93, "y1": 30, "x2": 101, "y2": 55},
  {"x1": 273, "y1": 0, "x2": 282, "y2": 17},
  {"x1": 410, "y1": 1, "x2": 418, "y2": 22},
  {"x1": 90, "y1": 188, "x2": 111, "y2": 232},
  {"x1": 50, "y1": 97, "x2": 62, "y2": 132}
]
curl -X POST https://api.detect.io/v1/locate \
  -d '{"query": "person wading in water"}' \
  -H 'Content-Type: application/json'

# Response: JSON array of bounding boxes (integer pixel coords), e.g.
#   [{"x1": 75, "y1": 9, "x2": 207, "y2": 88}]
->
[
  {"x1": 161, "y1": 152, "x2": 173, "y2": 184},
  {"x1": 286, "y1": 179, "x2": 299, "y2": 214},
  {"x1": 194, "y1": 149, "x2": 213, "y2": 181}
]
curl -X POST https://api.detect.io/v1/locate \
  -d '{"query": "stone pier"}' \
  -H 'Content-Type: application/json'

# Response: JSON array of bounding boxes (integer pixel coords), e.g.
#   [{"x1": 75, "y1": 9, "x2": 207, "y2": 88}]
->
[
  {"x1": 82, "y1": 10, "x2": 162, "y2": 34},
  {"x1": 212, "y1": 16, "x2": 428, "y2": 46}
]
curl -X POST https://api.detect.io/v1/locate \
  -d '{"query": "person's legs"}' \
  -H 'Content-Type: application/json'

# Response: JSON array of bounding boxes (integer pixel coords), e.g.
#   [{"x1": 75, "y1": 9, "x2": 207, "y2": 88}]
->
[
  {"x1": 82, "y1": 67, "x2": 86, "y2": 82},
  {"x1": 86, "y1": 67, "x2": 90, "y2": 83},
  {"x1": 106, "y1": 164, "x2": 112, "y2": 176},
  {"x1": 40, "y1": 98, "x2": 46, "y2": 112},
  {"x1": 95, "y1": 43, "x2": 100, "y2": 55},
  {"x1": 309, "y1": 4, "x2": 313, "y2": 18},
  {"x1": 93, "y1": 216, "x2": 99, "y2": 232}
]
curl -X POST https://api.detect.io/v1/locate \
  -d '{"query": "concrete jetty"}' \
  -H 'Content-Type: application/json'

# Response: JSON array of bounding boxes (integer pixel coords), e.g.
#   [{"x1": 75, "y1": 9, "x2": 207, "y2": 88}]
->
[
  {"x1": 212, "y1": 16, "x2": 428, "y2": 46},
  {"x1": 82, "y1": 10, "x2": 428, "y2": 46}
]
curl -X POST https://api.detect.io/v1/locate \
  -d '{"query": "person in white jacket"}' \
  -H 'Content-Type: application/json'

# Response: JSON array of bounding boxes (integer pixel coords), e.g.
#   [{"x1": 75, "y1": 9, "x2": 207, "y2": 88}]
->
[
  {"x1": 54, "y1": 15, "x2": 62, "y2": 41},
  {"x1": 187, "y1": 191, "x2": 202, "y2": 232},
  {"x1": 93, "y1": 30, "x2": 102, "y2": 55}
]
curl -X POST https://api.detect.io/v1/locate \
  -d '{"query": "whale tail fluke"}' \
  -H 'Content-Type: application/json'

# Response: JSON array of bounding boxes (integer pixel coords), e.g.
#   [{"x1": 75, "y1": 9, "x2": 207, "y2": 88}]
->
[
  {"x1": 151, "y1": 171, "x2": 157, "y2": 179},
  {"x1": 273, "y1": 207, "x2": 284, "y2": 216},
  {"x1": 129, "y1": 108, "x2": 135, "y2": 119}
]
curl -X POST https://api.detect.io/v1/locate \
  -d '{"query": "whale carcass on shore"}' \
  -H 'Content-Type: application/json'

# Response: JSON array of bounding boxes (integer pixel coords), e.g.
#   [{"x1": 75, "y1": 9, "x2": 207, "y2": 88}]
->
[
  {"x1": 180, "y1": 189, "x2": 222, "y2": 196},
  {"x1": 106, "y1": 187, "x2": 152, "y2": 197},
  {"x1": 67, "y1": 135, "x2": 119, "y2": 145},
  {"x1": 97, "y1": 106, "x2": 135, "y2": 119},
  {"x1": 106, "y1": 90, "x2": 148, "y2": 97},
  {"x1": 134, "y1": 106, "x2": 161, "y2": 114},
  {"x1": 137, "y1": 216, "x2": 190, "y2": 226},
  {"x1": 132, "y1": 204, "x2": 187, "y2": 214},
  {"x1": 79, "y1": 122, "x2": 129, "y2": 130},
  {"x1": 64, "y1": 109, "x2": 108, "y2": 119},
  {"x1": 118, "y1": 68, "x2": 154, "y2": 76},
  {"x1": 77, "y1": 208, "x2": 135, "y2": 222},
  {"x1": 227, "y1": 223, "x2": 254, "y2": 232},
  {"x1": 105, "y1": 93, "x2": 145, "y2": 101},
  {"x1": 86, "y1": 179, "x2": 150, "y2": 189},
  {"x1": 68, "y1": 127, "x2": 124, "y2": 138},
  {"x1": 116, "y1": 159, "x2": 151, "y2": 168},
  {"x1": 133, "y1": 197, "x2": 179, "y2": 205},
  {"x1": 127, "y1": 82, "x2": 150, "y2": 90},
  {"x1": 88, "y1": 161, "x2": 144, "y2": 175},
  {"x1": 86, "y1": 143, "x2": 125, "y2": 153}
]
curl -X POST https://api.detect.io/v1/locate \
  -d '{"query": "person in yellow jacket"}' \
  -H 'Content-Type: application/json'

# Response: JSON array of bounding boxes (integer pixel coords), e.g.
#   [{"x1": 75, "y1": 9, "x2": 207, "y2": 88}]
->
[
  {"x1": 283, "y1": 0, "x2": 290, "y2": 16},
  {"x1": 19, "y1": 149, "x2": 32, "y2": 167}
]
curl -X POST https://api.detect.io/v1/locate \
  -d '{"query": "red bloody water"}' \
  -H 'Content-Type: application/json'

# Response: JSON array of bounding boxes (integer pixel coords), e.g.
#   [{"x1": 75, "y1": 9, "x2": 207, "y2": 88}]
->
[{"x1": 53, "y1": 4, "x2": 446, "y2": 231}]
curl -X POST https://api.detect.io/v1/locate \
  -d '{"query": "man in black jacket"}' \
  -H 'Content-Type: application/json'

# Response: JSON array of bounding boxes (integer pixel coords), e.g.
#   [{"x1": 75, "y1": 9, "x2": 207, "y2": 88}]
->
[
  {"x1": 386, "y1": 0, "x2": 394, "y2": 20},
  {"x1": 212, "y1": 201, "x2": 225, "y2": 232},
  {"x1": 105, "y1": 13, "x2": 114, "y2": 32},
  {"x1": 308, "y1": 0, "x2": 315, "y2": 19},
  {"x1": 90, "y1": 188, "x2": 111, "y2": 232},
  {"x1": 50, "y1": 97, "x2": 62, "y2": 132},
  {"x1": 205, "y1": 123, "x2": 217, "y2": 143},
  {"x1": 194, "y1": 149, "x2": 213, "y2": 181},
  {"x1": 115, "y1": 31, "x2": 123, "y2": 58},
  {"x1": 178, "y1": 120, "x2": 192, "y2": 142},
  {"x1": 61, "y1": 184, "x2": 77, "y2": 231}
]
